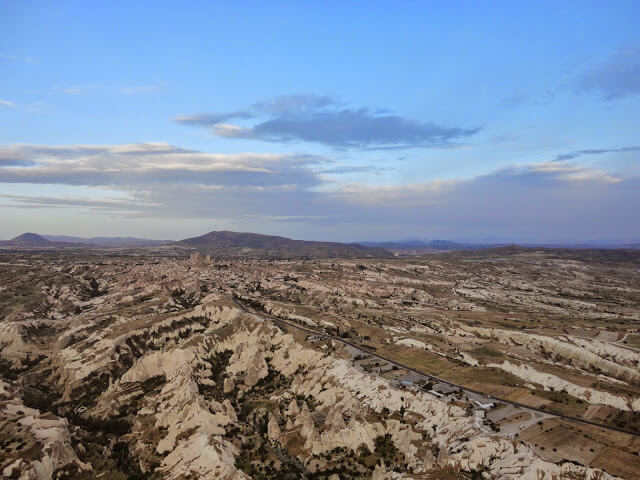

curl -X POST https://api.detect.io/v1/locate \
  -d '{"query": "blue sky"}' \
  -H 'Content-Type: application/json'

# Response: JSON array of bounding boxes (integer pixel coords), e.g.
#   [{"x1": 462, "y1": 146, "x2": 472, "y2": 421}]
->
[{"x1": 1, "y1": 1, "x2": 639, "y2": 242}]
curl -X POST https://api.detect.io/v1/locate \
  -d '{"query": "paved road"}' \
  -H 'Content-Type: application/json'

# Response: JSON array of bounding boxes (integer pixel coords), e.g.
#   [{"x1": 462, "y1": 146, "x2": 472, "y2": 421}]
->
[{"x1": 232, "y1": 296, "x2": 640, "y2": 438}]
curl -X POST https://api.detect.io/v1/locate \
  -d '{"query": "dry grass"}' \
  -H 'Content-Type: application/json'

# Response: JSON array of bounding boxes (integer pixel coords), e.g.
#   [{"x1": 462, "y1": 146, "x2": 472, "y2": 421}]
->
[
  {"x1": 375, "y1": 345, "x2": 456, "y2": 375},
  {"x1": 625, "y1": 334, "x2": 640, "y2": 349}
]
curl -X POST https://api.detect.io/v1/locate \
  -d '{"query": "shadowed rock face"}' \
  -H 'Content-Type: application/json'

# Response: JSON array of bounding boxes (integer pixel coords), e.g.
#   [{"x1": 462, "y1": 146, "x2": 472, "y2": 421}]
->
[{"x1": 0, "y1": 252, "x2": 637, "y2": 479}]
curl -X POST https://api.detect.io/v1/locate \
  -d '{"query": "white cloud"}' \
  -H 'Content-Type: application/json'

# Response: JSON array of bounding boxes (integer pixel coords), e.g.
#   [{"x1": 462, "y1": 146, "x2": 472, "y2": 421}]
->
[
  {"x1": 0, "y1": 98, "x2": 16, "y2": 107},
  {"x1": 0, "y1": 143, "x2": 326, "y2": 187},
  {"x1": 212, "y1": 123, "x2": 252, "y2": 137},
  {"x1": 334, "y1": 179, "x2": 460, "y2": 207}
]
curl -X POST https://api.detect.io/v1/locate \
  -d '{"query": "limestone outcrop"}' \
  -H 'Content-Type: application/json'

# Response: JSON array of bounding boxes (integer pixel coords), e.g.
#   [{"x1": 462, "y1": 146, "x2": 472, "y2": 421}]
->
[{"x1": 0, "y1": 380, "x2": 90, "y2": 479}]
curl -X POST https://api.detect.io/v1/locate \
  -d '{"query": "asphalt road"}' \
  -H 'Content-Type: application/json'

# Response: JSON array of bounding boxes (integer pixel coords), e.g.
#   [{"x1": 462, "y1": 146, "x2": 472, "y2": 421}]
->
[{"x1": 232, "y1": 296, "x2": 640, "y2": 438}]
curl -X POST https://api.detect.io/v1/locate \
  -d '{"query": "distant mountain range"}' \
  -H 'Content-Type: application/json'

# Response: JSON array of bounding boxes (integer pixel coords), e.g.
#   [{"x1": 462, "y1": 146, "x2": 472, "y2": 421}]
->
[
  {"x1": 0, "y1": 232, "x2": 64, "y2": 247},
  {"x1": 361, "y1": 239, "x2": 640, "y2": 251},
  {"x1": 1, "y1": 231, "x2": 638, "y2": 256},
  {"x1": 359, "y1": 239, "x2": 488, "y2": 251},
  {"x1": 0, "y1": 231, "x2": 391, "y2": 258},
  {"x1": 0, "y1": 233, "x2": 167, "y2": 248},
  {"x1": 43, "y1": 235, "x2": 168, "y2": 247}
]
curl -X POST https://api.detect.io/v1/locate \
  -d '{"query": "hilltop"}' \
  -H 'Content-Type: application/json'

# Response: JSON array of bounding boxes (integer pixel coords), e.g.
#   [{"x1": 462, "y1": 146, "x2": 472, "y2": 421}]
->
[
  {"x1": 0, "y1": 232, "x2": 60, "y2": 247},
  {"x1": 175, "y1": 230, "x2": 392, "y2": 259}
]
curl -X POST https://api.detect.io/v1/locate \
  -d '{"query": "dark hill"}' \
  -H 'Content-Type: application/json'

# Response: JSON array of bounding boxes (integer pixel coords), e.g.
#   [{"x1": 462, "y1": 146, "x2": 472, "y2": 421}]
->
[
  {"x1": 3, "y1": 232, "x2": 54, "y2": 246},
  {"x1": 0, "y1": 232, "x2": 90, "y2": 248},
  {"x1": 176, "y1": 230, "x2": 391, "y2": 259}
]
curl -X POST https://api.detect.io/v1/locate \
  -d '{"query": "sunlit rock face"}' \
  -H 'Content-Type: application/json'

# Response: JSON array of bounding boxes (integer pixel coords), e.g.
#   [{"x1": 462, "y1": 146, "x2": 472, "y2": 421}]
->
[
  {"x1": 0, "y1": 380, "x2": 90, "y2": 479},
  {"x1": 96, "y1": 307, "x2": 620, "y2": 478}
]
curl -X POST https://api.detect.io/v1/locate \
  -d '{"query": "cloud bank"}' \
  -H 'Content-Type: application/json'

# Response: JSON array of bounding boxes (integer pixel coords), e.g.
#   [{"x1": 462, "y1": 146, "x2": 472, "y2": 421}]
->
[
  {"x1": 1, "y1": 142, "x2": 638, "y2": 241},
  {"x1": 0, "y1": 143, "x2": 325, "y2": 188},
  {"x1": 175, "y1": 94, "x2": 479, "y2": 149}
]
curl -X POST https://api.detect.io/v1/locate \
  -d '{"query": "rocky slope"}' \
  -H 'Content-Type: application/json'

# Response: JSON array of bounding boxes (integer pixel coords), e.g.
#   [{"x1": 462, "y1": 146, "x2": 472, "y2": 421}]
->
[{"x1": 0, "y1": 252, "x2": 637, "y2": 479}]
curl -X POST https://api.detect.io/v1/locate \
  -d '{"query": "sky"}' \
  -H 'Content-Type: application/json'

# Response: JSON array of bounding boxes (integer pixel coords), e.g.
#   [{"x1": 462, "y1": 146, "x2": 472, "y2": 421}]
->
[{"x1": 1, "y1": 0, "x2": 639, "y2": 242}]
